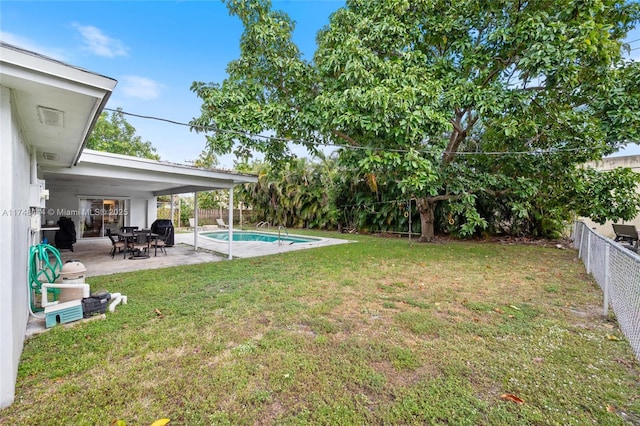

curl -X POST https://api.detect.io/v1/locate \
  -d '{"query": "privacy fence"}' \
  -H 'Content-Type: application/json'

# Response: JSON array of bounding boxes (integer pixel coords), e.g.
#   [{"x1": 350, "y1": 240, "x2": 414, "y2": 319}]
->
[{"x1": 573, "y1": 221, "x2": 640, "y2": 360}]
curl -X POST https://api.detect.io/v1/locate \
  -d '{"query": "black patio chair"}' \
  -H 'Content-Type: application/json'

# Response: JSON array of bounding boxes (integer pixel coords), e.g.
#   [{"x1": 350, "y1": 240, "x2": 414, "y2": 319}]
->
[
  {"x1": 153, "y1": 226, "x2": 171, "y2": 256},
  {"x1": 131, "y1": 230, "x2": 152, "y2": 258},
  {"x1": 106, "y1": 229, "x2": 132, "y2": 258}
]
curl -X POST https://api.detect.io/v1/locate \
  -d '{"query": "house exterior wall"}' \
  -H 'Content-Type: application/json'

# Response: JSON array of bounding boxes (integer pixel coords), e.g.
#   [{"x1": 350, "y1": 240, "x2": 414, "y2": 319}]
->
[
  {"x1": 44, "y1": 188, "x2": 158, "y2": 236},
  {"x1": 0, "y1": 86, "x2": 35, "y2": 408},
  {"x1": 130, "y1": 198, "x2": 150, "y2": 229}
]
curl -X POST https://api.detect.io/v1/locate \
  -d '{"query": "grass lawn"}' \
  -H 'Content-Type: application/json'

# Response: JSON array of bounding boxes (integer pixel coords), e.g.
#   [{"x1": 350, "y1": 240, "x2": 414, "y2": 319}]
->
[{"x1": 2, "y1": 232, "x2": 639, "y2": 425}]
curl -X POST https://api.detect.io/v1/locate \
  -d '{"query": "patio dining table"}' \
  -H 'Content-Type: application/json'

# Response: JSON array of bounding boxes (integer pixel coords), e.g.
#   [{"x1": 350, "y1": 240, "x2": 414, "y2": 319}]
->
[{"x1": 116, "y1": 230, "x2": 159, "y2": 259}]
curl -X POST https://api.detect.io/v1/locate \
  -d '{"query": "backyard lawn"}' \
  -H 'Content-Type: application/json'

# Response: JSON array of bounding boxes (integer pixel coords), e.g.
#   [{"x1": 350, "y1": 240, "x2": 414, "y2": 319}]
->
[{"x1": 2, "y1": 232, "x2": 639, "y2": 425}]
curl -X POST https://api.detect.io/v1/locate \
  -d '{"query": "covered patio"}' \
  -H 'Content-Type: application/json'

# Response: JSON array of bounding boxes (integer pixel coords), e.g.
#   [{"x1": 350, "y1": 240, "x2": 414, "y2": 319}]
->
[{"x1": 41, "y1": 149, "x2": 258, "y2": 259}]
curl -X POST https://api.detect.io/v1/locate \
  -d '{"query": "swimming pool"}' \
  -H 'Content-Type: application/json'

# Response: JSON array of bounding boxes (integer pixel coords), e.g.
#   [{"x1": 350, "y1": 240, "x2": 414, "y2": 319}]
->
[{"x1": 201, "y1": 230, "x2": 320, "y2": 244}]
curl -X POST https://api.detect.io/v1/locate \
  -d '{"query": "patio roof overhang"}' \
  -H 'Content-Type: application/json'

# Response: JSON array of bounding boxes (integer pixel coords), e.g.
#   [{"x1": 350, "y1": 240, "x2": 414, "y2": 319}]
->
[
  {"x1": 0, "y1": 42, "x2": 117, "y2": 167},
  {"x1": 41, "y1": 150, "x2": 258, "y2": 197}
]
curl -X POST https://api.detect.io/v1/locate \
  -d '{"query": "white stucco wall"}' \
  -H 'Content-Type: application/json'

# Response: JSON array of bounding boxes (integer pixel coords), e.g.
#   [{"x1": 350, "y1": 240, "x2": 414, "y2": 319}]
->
[
  {"x1": 130, "y1": 198, "x2": 149, "y2": 229},
  {"x1": 44, "y1": 187, "x2": 158, "y2": 237},
  {"x1": 0, "y1": 86, "x2": 34, "y2": 408}
]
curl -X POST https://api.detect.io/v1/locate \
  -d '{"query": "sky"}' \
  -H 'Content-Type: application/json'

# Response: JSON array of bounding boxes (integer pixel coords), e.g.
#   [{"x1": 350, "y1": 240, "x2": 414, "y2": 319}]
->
[
  {"x1": 1, "y1": 0, "x2": 639, "y2": 168},
  {"x1": 0, "y1": 0, "x2": 344, "y2": 168}
]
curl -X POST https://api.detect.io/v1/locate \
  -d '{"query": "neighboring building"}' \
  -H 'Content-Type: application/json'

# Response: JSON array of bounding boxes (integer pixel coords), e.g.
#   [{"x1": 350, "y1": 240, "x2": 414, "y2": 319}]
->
[
  {"x1": 0, "y1": 43, "x2": 256, "y2": 408},
  {"x1": 581, "y1": 154, "x2": 640, "y2": 238}
]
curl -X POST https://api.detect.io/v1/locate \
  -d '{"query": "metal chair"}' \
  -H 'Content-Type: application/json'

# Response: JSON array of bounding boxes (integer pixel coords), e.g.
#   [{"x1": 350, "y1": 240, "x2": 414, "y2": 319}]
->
[
  {"x1": 131, "y1": 230, "x2": 152, "y2": 258},
  {"x1": 106, "y1": 229, "x2": 131, "y2": 258},
  {"x1": 153, "y1": 227, "x2": 171, "y2": 256}
]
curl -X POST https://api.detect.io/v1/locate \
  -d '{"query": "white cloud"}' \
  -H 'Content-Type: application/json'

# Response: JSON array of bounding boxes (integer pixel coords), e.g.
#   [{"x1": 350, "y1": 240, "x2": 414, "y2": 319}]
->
[
  {"x1": 120, "y1": 75, "x2": 163, "y2": 100},
  {"x1": 0, "y1": 32, "x2": 69, "y2": 61},
  {"x1": 73, "y1": 23, "x2": 128, "y2": 58}
]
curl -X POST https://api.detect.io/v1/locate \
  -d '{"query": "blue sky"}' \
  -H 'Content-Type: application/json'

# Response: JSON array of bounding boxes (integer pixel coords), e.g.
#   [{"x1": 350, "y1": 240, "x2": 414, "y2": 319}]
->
[
  {"x1": 1, "y1": 0, "x2": 344, "y2": 167},
  {"x1": 1, "y1": 0, "x2": 639, "y2": 167}
]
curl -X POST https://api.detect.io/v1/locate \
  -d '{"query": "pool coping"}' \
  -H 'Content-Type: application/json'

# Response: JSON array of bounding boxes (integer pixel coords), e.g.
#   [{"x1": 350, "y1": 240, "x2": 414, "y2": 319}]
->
[{"x1": 175, "y1": 230, "x2": 352, "y2": 258}]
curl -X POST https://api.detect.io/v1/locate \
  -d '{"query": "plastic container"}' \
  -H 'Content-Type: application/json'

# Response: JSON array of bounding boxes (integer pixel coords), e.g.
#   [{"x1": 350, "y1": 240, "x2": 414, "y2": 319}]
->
[{"x1": 59, "y1": 260, "x2": 86, "y2": 283}]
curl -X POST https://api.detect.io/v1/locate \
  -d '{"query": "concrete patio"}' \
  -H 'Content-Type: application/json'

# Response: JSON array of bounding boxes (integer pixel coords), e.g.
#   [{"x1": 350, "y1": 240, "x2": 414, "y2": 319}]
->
[
  {"x1": 59, "y1": 233, "x2": 225, "y2": 278},
  {"x1": 57, "y1": 230, "x2": 351, "y2": 277}
]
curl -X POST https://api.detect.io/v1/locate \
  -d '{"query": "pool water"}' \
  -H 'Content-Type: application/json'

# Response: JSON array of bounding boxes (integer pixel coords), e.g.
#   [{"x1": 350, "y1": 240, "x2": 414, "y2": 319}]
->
[{"x1": 201, "y1": 231, "x2": 320, "y2": 244}]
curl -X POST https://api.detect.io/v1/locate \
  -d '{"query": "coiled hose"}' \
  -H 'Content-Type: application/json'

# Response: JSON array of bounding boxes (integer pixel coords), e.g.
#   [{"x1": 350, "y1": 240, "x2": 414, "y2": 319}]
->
[{"x1": 28, "y1": 244, "x2": 62, "y2": 313}]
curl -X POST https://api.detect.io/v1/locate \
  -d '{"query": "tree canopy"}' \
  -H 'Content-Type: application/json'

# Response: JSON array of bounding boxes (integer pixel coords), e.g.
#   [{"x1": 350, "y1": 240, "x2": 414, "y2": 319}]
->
[
  {"x1": 191, "y1": 0, "x2": 640, "y2": 240},
  {"x1": 87, "y1": 108, "x2": 160, "y2": 160}
]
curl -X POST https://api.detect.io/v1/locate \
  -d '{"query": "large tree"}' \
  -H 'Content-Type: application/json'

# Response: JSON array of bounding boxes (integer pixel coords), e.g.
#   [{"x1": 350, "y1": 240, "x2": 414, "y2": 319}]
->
[
  {"x1": 191, "y1": 0, "x2": 640, "y2": 241},
  {"x1": 87, "y1": 108, "x2": 160, "y2": 160}
]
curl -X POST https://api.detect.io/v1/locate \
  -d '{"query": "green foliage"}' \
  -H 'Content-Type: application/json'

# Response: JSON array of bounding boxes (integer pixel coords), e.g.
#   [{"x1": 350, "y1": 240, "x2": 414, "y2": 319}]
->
[
  {"x1": 569, "y1": 166, "x2": 640, "y2": 224},
  {"x1": 237, "y1": 156, "x2": 338, "y2": 228},
  {"x1": 87, "y1": 108, "x2": 160, "y2": 160},
  {"x1": 179, "y1": 197, "x2": 193, "y2": 227},
  {"x1": 191, "y1": 0, "x2": 640, "y2": 241},
  {"x1": 192, "y1": 147, "x2": 219, "y2": 169}
]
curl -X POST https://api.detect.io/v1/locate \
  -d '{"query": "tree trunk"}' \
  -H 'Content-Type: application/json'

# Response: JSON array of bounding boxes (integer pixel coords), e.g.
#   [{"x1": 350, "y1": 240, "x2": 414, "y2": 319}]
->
[{"x1": 416, "y1": 197, "x2": 436, "y2": 242}]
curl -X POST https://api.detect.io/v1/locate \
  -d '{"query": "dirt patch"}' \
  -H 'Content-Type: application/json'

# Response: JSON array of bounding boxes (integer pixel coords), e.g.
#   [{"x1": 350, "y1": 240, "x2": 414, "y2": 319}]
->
[{"x1": 370, "y1": 232, "x2": 575, "y2": 250}]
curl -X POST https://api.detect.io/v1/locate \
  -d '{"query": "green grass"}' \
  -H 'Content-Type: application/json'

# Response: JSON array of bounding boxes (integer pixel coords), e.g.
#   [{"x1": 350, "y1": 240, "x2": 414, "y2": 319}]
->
[{"x1": 2, "y1": 232, "x2": 639, "y2": 425}]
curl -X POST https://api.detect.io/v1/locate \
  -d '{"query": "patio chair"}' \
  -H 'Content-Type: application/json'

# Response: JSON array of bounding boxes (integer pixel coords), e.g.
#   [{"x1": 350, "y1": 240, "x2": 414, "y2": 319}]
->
[
  {"x1": 153, "y1": 226, "x2": 170, "y2": 256},
  {"x1": 216, "y1": 218, "x2": 229, "y2": 229},
  {"x1": 106, "y1": 229, "x2": 131, "y2": 258},
  {"x1": 131, "y1": 230, "x2": 152, "y2": 258},
  {"x1": 612, "y1": 224, "x2": 639, "y2": 253}
]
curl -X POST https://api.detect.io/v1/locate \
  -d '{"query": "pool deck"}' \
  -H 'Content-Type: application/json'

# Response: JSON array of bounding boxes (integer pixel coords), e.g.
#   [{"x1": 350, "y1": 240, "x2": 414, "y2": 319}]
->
[
  {"x1": 56, "y1": 230, "x2": 350, "y2": 277},
  {"x1": 182, "y1": 230, "x2": 350, "y2": 259}
]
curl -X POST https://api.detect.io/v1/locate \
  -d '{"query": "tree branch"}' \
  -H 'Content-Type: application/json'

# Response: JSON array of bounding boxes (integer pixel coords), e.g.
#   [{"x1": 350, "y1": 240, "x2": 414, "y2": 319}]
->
[{"x1": 332, "y1": 129, "x2": 360, "y2": 146}]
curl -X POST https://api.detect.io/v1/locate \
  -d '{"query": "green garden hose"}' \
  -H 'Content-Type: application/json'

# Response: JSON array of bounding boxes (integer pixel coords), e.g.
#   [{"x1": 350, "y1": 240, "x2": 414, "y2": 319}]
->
[{"x1": 28, "y1": 244, "x2": 62, "y2": 312}]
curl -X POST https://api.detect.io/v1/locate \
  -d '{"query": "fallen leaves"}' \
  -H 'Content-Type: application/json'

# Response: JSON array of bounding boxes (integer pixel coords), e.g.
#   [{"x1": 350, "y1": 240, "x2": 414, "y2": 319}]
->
[
  {"x1": 155, "y1": 308, "x2": 164, "y2": 318},
  {"x1": 500, "y1": 393, "x2": 525, "y2": 404}
]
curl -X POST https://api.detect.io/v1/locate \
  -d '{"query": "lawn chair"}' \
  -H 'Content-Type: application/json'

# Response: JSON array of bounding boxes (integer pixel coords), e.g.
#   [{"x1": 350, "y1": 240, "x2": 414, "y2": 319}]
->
[
  {"x1": 216, "y1": 218, "x2": 229, "y2": 229},
  {"x1": 612, "y1": 224, "x2": 639, "y2": 253}
]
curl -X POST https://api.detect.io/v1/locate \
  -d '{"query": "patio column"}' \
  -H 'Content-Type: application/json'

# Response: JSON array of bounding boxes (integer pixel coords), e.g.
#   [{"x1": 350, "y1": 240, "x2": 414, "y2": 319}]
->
[
  {"x1": 170, "y1": 194, "x2": 175, "y2": 227},
  {"x1": 228, "y1": 187, "x2": 233, "y2": 260},
  {"x1": 194, "y1": 192, "x2": 198, "y2": 251}
]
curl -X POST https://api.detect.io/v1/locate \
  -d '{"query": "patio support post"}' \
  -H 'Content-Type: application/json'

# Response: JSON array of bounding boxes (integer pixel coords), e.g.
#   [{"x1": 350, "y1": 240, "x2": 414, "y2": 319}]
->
[
  {"x1": 228, "y1": 187, "x2": 233, "y2": 260},
  {"x1": 170, "y1": 194, "x2": 175, "y2": 227},
  {"x1": 194, "y1": 192, "x2": 199, "y2": 251}
]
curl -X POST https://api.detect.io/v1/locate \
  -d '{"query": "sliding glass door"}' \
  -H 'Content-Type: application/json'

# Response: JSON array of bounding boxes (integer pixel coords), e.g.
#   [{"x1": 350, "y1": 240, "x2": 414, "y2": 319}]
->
[{"x1": 80, "y1": 198, "x2": 128, "y2": 238}]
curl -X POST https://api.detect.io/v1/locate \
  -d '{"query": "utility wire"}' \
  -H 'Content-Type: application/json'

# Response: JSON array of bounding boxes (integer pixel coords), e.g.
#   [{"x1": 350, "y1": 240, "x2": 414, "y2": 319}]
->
[{"x1": 105, "y1": 107, "x2": 601, "y2": 158}]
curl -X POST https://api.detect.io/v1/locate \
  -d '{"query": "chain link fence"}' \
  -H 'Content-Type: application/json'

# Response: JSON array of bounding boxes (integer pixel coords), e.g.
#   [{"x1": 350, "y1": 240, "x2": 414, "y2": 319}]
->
[{"x1": 573, "y1": 221, "x2": 640, "y2": 360}]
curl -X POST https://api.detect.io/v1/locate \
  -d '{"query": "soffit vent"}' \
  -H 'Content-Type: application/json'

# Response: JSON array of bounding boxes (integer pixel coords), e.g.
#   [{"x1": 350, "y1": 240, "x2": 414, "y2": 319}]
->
[
  {"x1": 42, "y1": 152, "x2": 59, "y2": 161},
  {"x1": 37, "y1": 106, "x2": 65, "y2": 127}
]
